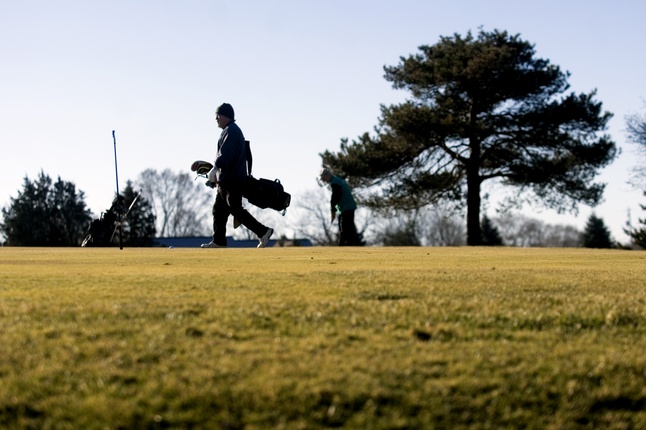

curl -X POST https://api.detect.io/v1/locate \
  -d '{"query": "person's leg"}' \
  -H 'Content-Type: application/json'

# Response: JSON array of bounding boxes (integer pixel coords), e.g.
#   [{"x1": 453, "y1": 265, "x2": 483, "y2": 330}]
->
[
  {"x1": 338, "y1": 212, "x2": 348, "y2": 246},
  {"x1": 225, "y1": 187, "x2": 270, "y2": 238},
  {"x1": 347, "y1": 209, "x2": 359, "y2": 245},
  {"x1": 211, "y1": 190, "x2": 230, "y2": 246},
  {"x1": 340, "y1": 210, "x2": 358, "y2": 246}
]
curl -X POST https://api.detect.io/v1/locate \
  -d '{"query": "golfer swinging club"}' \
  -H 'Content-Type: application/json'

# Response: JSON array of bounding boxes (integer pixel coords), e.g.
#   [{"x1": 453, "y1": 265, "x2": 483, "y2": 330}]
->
[
  {"x1": 318, "y1": 167, "x2": 361, "y2": 246},
  {"x1": 202, "y1": 103, "x2": 273, "y2": 248}
]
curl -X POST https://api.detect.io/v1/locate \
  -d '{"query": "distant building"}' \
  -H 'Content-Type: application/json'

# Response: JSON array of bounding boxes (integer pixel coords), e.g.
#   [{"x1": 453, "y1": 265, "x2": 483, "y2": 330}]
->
[{"x1": 154, "y1": 236, "x2": 312, "y2": 248}]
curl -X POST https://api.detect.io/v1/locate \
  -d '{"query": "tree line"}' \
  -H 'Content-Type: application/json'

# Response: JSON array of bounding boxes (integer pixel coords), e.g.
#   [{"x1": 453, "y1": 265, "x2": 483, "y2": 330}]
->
[
  {"x1": 2, "y1": 29, "x2": 645, "y2": 248},
  {"x1": 0, "y1": 168, "x2": 636, "y2": 248}
]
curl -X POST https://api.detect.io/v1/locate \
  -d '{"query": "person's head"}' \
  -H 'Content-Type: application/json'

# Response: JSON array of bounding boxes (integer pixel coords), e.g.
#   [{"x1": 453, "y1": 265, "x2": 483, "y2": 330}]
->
[
  {"x1": 215, "y1": 103, "x2": 235, "y2": 128},
  {"x1": 318, "y1": 167, "x2": 333, "y2": 184}
]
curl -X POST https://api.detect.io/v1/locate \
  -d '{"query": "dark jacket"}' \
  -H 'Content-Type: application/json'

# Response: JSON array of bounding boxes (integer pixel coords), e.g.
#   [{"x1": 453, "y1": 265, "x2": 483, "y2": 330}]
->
[
  {"x1": 329, "y1": 176, "x2": 357, "y2": 214},
  {"x1": 214, "y1": 121, "x2": 248, "y2": 185}
]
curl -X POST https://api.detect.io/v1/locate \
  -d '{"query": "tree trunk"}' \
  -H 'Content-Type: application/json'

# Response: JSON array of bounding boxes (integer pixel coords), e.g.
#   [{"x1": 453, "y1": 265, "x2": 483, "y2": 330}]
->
[
  {"x1": 466, "y1": 169, "x2": 482, "y2": 246},
  {"x1": 466, "y1": 135, "x2": 482, "y2": 246}
]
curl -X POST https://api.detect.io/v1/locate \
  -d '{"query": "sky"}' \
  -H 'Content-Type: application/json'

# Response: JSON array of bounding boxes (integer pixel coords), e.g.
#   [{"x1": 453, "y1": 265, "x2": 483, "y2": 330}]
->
[{"x1": 2, "y1": 0, "x2": 645, "y2": 243}]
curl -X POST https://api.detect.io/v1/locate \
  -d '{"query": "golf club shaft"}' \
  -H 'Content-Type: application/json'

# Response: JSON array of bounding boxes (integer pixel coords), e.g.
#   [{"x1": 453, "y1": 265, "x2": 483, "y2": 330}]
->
[{"x1": 112, "y1": 130, "x2": 123, "y2": 250}]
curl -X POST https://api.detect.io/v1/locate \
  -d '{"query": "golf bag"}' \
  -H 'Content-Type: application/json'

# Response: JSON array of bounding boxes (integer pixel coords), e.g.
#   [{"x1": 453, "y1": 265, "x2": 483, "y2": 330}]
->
[
  {"x1": 191, "y1": 140, "x2": 291, "y2": 214},
  {"x1": 81, "y1": 196, "x2": 122, "y2": 247},
  {"x1": 81, "y1": 192, "x2": 141, "y2": 247},
  {"x1": 244, "y1": 176, "x2": 291, "y2": 214}
]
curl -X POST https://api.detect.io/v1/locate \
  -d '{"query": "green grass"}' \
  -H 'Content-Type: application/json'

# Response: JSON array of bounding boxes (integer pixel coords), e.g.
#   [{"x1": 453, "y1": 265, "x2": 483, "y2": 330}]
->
[{"x1": 1, "y1": 247, "x2": 645, "y2": 429}]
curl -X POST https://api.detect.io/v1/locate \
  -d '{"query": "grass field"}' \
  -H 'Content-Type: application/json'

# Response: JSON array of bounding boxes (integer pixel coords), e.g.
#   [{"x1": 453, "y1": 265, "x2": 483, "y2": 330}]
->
[{"x1": 1, "y1": 246, "x2": 645, "y2": 429}]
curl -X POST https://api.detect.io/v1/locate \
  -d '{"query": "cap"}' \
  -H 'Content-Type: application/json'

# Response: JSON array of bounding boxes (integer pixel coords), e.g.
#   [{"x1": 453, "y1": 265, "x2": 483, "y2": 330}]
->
[{"x1": 216, "y1": 103, "x2": 235, "y2": 120}]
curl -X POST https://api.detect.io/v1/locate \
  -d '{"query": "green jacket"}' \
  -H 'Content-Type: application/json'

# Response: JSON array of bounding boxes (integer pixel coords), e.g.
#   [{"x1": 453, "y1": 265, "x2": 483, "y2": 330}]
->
[{"x1": 329, "y1": 176, "x2": 357, "y2": 214}]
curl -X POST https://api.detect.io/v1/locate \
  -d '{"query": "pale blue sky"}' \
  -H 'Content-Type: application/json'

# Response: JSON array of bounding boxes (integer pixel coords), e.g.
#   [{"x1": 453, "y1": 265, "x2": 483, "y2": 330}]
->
[{"x1": 2, "y1": 0, "x2": 645, "y2": 242}]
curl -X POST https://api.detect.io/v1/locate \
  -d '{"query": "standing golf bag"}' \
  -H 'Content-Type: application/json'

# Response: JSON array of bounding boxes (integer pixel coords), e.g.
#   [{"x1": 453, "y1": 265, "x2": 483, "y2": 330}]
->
[
  {"x1": 81, "y1": 196, "x2": 122, "y2": 247},
  {"x1": 81, "y1": 192, "x2": 141, "y2": 247}
]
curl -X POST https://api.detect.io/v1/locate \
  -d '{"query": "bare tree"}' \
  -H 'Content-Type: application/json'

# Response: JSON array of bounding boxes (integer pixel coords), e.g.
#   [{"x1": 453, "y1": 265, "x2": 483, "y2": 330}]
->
[
  {"x1": 422, "y1": 207, "x2": 466, "y2": 246},
  {"x1": 626, "y1": 103, "x2": 646, "y2": 148},
  {"x1": 542, "y1": 224, "x2": 583, "y2": 247},
  {"x1": 494, "y1": 212, "x2": 522, "y2": 246},
  {"x1": 289, "y1": 188, "x2": 338, "y2": 245},
  {"x1": 374, "y1": 211, "x2": 421, "y2": 246},
  {"x1": 515, "y1": 217, "x2": 544, "y2": 247},
  {"x1": 626, "y1": 103, "x2": 646, "y2": 189},
  {"x1": 137, "y1": 168, "x2": 212, "y2": 237},
  {"x1": 493, "y1": 212, "x2": 582, "y2": 247},
  {"x1": 369, "y1": 204, "x2": 466, "y2": 246}
]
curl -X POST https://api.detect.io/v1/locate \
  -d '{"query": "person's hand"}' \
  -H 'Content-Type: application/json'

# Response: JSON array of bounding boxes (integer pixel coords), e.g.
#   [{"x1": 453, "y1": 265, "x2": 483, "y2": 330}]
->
[{"x1": 205, "y1": 168, "x2": 217, "y2": 188}]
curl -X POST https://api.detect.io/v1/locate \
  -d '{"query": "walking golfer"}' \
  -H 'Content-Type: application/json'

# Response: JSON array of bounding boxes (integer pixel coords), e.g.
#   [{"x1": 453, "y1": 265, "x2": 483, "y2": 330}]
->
[
  {"x1": 318, "y1": 167, "x2": 361, "y2": 246},
  {"x1": 202, "y1": 103, "x2": 273, "y2": 248}
]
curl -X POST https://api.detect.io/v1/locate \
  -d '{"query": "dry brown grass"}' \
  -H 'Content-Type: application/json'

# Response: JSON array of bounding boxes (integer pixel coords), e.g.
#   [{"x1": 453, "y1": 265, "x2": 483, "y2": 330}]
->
[{"x1": 1, "y1": 247, "x2": 645, "y2": 429}]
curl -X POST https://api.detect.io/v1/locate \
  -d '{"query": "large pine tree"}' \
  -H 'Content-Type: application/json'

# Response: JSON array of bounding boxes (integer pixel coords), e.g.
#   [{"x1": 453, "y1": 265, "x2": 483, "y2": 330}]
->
[{"x1": 322, "y1": 29, "x2": 617, "y2": 245}]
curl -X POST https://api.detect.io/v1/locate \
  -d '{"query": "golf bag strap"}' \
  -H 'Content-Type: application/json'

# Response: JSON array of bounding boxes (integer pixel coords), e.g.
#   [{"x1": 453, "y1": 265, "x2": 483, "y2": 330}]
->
[{"x1": 245, "y1": 140, "x2": 253, "y2": 175}]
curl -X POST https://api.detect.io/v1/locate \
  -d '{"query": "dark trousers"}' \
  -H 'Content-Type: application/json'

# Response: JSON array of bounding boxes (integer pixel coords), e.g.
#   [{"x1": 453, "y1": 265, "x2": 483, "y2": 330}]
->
[
  {"x1": 338, "y1": 209, "x2": 360, "y2": 246},
  {"x1": 212, "y1": 183, "x2": 268, "y2": 246}
]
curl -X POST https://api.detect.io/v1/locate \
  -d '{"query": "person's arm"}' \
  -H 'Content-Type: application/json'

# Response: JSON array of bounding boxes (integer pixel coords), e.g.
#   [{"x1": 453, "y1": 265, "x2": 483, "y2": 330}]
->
[
  {"x1": 330, "y1": 183, "x2": 342, "y2": 213},
  {"x1": 214, "y1": 129, "x2": 233, "y2": 169}
]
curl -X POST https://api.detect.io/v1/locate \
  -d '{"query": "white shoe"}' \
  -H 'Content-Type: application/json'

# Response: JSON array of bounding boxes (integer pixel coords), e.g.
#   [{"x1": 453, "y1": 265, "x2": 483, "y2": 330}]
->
[
  {"x1": 201, "y1": 241, "x2": 225, "y2": 248},
  {"x1": 257, "y1": 228, "x2": 274, "y2": 248}
]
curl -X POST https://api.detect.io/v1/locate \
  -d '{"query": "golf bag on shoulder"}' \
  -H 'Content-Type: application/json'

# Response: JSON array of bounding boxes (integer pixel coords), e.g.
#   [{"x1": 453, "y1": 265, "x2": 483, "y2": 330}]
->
[
  {"x1": 244, "y1": 176, "x2": 291, "y2": 214},
  {"x1": 240, "y1": 139, "x2": 290, "y2": 213},
  {"x1": 191, "y1": 140, "x2": 291, "y2": 214}
]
